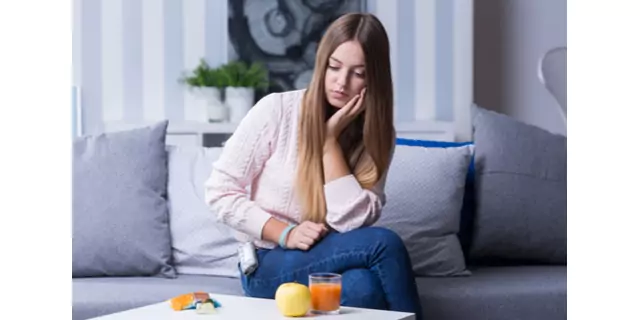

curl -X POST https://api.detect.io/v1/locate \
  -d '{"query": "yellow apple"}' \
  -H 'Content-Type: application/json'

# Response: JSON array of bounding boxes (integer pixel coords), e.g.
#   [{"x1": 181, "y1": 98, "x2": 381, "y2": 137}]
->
[{"x1": 275, "y1": 282, "x2": 311, "y2": 317}]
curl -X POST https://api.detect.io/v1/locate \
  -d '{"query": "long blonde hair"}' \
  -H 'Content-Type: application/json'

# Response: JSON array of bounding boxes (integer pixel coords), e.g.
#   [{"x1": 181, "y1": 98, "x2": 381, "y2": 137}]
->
[{"x1": 296, "y1": 13, "x2": 395, "y2": 223}]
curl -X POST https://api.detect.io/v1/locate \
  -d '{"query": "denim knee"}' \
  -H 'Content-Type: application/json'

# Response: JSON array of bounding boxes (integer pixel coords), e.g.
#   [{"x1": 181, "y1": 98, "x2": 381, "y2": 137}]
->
[
  {"x1": 359, "y1": 227, "x2": 406, "y2": 252},
  {"x1": 340, "y1": 268, "x2": 387, "y2": 309}
]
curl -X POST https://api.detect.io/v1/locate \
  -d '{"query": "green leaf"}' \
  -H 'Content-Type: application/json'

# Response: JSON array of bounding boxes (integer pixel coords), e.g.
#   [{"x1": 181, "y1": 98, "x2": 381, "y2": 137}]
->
[{"x1": 179, "y1": 58, "x2": 271, "y2": 89}]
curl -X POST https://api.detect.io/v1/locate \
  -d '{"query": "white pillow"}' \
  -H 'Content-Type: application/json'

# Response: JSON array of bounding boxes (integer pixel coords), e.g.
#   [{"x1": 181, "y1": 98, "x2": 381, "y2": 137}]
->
[{"x1": 166, "y1": 145, "x2": 240, "y2": 278}]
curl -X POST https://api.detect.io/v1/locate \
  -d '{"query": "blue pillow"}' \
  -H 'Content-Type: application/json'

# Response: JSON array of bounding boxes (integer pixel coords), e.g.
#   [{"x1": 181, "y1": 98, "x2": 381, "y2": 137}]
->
[
  {"x1": 396, "y1": 137, "x2": 472, "y2": 148},
  {"x1": 395, "y1": 138, "x2": 476, "y2": 260}
]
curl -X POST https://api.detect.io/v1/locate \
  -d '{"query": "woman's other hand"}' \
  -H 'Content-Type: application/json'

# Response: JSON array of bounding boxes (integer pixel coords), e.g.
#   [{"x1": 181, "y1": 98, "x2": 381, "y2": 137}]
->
[{"x1": 286, "y1": 221, "x2": 329, "y2": 250}]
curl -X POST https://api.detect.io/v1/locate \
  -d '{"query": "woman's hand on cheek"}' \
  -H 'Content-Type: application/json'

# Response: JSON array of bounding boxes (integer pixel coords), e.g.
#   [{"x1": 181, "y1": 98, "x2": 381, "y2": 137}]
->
[{"x1": 325, "y1": 87, "x2": 366, "y2": 142}]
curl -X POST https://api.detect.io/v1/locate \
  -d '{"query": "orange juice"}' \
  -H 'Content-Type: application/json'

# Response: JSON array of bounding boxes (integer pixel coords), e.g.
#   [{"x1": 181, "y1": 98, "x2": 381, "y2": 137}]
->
[{"x1": 309, "y1": 282, "x2": 341, "y2": 312}]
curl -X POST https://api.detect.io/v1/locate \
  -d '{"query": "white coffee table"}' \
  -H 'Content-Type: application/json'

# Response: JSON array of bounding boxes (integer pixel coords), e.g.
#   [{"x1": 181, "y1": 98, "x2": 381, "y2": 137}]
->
[{"x1": 89, "y1": 293, "x2": 415, "y2": 319}]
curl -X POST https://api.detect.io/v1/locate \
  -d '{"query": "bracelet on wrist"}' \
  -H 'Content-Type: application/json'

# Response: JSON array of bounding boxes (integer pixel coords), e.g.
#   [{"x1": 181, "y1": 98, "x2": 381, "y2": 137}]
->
[{"x1": 278, "y1": 224, "x2": 297, "y2": 248}]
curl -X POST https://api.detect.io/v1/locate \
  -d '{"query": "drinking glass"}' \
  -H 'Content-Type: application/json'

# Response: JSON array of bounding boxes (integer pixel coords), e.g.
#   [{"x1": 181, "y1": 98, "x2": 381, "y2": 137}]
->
[{"x1": 308, "y1": 273, "x2": 342, "y2": 315}]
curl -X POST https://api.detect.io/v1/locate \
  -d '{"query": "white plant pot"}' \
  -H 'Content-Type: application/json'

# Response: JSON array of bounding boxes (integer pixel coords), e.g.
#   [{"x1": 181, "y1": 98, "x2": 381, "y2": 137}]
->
[
  {"x1": 192, "y1": 87, "x2": 228, "y2": 122},
  {"x1": 225, "y1": 87, "x2": 254, "y2": 123}
]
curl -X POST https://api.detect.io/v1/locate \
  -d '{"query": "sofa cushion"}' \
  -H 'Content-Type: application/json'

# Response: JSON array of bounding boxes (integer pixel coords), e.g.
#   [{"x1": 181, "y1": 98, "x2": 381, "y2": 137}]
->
[
  {"x1": 167, "y1": 145, "x2": 241, "y2": 278},
  {"x1": 416, "y1": 266, "x2": 567, "y2": 320},
  {"x1": 390, "y1": 138, "x2": 477, "y2": 259},
  {"x1": 72, "y1": 275, "x2": 244, "y2": 320},
  {"x1": 72, "y1": 121, "x2": 176, "y2": 278},
  {"x1": 470, "y1": 107, "x2": 567, "y2": 264},
  {"x1": 375, "y1": 140, "x2": 474, "y2": 276}
]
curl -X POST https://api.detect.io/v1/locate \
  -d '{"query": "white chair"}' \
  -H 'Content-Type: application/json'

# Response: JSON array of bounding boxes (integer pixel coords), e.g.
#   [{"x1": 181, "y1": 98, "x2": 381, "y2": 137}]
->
[{"x1": 538, "y1": 46, "x2": 567, "y2": 125}]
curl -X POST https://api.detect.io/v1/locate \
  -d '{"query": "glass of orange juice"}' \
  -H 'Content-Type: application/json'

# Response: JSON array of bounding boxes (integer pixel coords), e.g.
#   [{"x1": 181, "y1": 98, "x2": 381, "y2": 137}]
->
[{"x1": 309, "y1": 273, "x2": 342, "y2": 315}]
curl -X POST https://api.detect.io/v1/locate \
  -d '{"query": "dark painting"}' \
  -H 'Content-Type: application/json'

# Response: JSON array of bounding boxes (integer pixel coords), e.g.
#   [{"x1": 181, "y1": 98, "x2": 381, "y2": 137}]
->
[{"x1": 228, "y1": 0, "x2": 367, "y2": 96}]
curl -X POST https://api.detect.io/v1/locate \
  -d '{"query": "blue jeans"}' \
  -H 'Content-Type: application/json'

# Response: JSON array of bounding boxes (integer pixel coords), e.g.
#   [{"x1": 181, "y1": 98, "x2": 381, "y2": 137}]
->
[{"x1": 239, "y1": 226, "x2": 423, "y2": 319}]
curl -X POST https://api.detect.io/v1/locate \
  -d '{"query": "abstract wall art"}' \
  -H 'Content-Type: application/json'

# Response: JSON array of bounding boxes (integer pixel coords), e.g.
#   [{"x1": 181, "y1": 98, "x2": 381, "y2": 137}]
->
[{"x1": 228, "y1": 0, "x2": 367, "y2": 94}]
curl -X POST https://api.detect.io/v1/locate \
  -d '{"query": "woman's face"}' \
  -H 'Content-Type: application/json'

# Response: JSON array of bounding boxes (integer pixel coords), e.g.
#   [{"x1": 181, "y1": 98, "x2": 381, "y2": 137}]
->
[{"x1": 324, "y1": 40, "x2": 367, "y2": 108}]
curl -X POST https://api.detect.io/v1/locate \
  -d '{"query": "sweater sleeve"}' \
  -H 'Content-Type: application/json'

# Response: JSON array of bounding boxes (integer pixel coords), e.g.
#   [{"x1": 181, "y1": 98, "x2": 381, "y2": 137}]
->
[
  {"x1": 324, "y1": 140, "x2": 396, "y2": 233},
  {"x1": 204, "y1": 93, "x2": 281, "y2": 240}
]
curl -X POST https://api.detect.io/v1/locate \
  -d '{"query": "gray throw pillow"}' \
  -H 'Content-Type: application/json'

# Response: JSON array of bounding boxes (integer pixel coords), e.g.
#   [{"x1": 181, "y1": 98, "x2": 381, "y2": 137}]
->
[
  {"x1": 375, "y1": 143, "x2": 474, "y2": 276},
  {"x1": 470, "y1": 107, "x2": 567, "y2": 264},
  {"x1": 166, "y1": 145, "x2": 240, "y2": 278},
  {"x1": 72, "y1": 121, "x2": 176, "y2": 278}
]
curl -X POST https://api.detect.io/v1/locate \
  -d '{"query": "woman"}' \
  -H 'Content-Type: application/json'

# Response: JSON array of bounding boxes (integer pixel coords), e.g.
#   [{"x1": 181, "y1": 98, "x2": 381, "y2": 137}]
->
[{"x1": 205, "y1": 13, "x2": 423, "y2": 317}]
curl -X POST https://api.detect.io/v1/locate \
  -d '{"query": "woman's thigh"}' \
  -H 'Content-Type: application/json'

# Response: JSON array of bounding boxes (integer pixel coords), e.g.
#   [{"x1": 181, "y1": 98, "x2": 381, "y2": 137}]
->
[{"x1": 242, "y1": 226, "x2": 405, "y2": 298}]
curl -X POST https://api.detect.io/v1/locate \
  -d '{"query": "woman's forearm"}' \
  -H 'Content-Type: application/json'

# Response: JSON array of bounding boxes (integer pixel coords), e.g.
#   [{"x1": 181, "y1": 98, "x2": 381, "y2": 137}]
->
[
  {"x1": 322, "y1": 138, "x2": 386, "y2": 233},
  {"x1": 261, "y1": 217, "x2": 290, "y2": 244},
  {"x1": 323, "y1": 138, "x2": 351, "y2": 183}
]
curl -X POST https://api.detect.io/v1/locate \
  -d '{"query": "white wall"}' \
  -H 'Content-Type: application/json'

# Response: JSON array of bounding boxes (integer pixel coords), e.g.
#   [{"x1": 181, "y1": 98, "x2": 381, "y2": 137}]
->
[
  {"x1": 73, "y1": 0, "x2": 473, "y2": 141},
  {"x1": 474, "y1": 0, "x2": 567, "y2": 136},
  {"x1": 73, "y1": 0, "x2": 228, "y2": 134}
]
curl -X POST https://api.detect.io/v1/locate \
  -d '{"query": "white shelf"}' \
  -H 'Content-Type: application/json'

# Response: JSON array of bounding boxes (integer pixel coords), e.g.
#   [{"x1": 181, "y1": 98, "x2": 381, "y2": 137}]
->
[
  {"x1": 107, "y1": 120, "x2": 452, "y2": 134},
  {"x1": 168, "y1": 121, "x2": 238, "y2": 134},
  {"x1": 104, "y1": 121, "x2": 238, "y2": 134},
  {"x1": 104, "y1": 119, "x2": 457, "y2": 146},
  {"x1": 395, "y1": 121, "x2": 455, "y2": 141}
]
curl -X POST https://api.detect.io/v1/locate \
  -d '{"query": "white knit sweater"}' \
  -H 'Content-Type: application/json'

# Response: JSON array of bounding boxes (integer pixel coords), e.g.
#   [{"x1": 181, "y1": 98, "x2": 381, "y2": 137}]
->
[{"x1": 204, "y1": 89, "x2": 390, "y2": 249}]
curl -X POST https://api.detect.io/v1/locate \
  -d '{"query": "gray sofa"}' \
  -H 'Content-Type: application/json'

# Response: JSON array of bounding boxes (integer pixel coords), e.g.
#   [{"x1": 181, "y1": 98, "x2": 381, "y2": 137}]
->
[{"x1": 72, "y1": 106, "x2": 566, "y2": 320}]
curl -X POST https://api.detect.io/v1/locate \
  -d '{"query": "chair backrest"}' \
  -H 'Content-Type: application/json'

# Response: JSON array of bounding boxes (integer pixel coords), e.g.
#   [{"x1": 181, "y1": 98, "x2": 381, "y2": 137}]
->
[{"x1": 538, "y1": 47, "x2": 567, "y2": 123}]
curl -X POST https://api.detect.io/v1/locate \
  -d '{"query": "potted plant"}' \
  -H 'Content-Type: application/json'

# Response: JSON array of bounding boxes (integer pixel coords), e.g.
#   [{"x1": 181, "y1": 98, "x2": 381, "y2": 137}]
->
[
  {"x1": 179, "y1": 59, "x2": 228, "y2": 122},
  {"x1": 218, "y1": 60, "x2": 270, "y2": 123}
]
